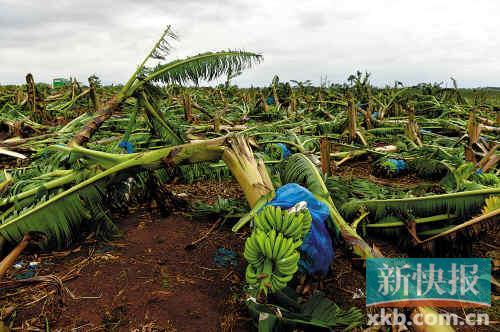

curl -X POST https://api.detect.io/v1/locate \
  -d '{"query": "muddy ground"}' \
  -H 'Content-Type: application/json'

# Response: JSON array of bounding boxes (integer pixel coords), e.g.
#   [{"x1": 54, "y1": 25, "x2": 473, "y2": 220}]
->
[
  {"x1": 1, "y1": 178, "x2": 369, "y2": 331},
  {"x1": 1, "y1": 173, "x2": 498, "y2": 331},
  {"x1": 6, "y1": 209, "x2": 250, "y2": 331}
]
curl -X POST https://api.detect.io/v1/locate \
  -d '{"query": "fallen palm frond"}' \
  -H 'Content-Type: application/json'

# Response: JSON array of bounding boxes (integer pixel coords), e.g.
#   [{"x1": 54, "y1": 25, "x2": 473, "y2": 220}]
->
[
  {"x1": 0, "y1": 177, "x2": 111, "y2": 248},
  {"x1": 416, "y1": 208, "x2": 499, "y2": 244},
  {"x1": 247, "y1": 290, "x2": 364, "y2": 331}
]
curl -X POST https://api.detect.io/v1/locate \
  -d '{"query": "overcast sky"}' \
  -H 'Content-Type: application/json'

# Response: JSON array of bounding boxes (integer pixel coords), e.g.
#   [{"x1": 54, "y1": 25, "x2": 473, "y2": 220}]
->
[{"x1": 1, "y1": 0, "x2": 498, "y2": 87}]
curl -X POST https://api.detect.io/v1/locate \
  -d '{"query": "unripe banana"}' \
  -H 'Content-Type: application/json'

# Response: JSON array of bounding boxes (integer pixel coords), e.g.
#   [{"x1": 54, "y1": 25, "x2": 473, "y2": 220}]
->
[
  {"x1": 284, "y1": 218, "x2": 301, "y2": 239},
  {"x1": 276, "y1": 210, "x2": 284, "y2": 233},
  {"x1": 245, "y1": 265, "x2": 258, "y2": 285},
  {"x1": 244, "y1": 204, "x2": 313, "y2": 297},
  {"x1": 281, "y1": 239, "x2": 301, "y2": 259},
  {"x1": 266, "y1": 206, "x2": 276, "y2": 227},
  {"x1": 273, "y1": 272, "x2": 294, "y2": 283},
  {"x1": 263, "y1": 232, "x2": 273, "y2": 258},
  {"x1": 294, "y1": 212, "x2": 305, "y2": 228},
  {"x1": 279, "y1": 210, "x2": 288, "y2": 233},
  {"x1": 276, "y1": 251, "x2": 300, "y2": 266},
  {"x1": 301, "y1": 212, "x2": 312, "y2": 236},
  {"x1": 270, "y1": 274, "x2": 287, "y2": 292},
  {"x1": 263, "y1": 210, "x2": 274, "y2": 232},
  {"x1": 292, "y1": 239, "x2": 303, "y2": 250},
  {"x1": 275, "y1": 236, "x2": 291, "y2": 261},
  {"x1": 244, "y1": 239, "x2": 258, "y2": 261},
  {"x1": 254, "y1": 210, "x2": 262, "y2": 226},
  {"x1": 267, "y1": 229, "x2": 277, "y2": 257},
  {"x1": 256, "y1": 211, "x2": 271, "y2": 232},
  {"x1": 274, "y1": 206, "x2": 282, "y2": 230},
  {"x1": 255, "y1": 230, "x2": 267, "y2": 254},
  {"x1": 276, "y1": 252, "x2": 300, "y2": 275},
  {"x1": 272, "y1": 232, "x2": 283, "y2": 259},
  {"x1": 276, "y1": 263, "x2": 299, "y2": 276}
]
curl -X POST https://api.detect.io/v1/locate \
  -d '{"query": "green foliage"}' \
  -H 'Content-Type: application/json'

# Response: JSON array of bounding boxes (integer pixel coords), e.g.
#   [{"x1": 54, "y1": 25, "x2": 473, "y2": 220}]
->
[
  {"x1": 472, "y1": 172, "x2": 500, "y2": 187},
  {"x1": 411, "y1": 158, "x2": 448, "y2": 179},
  {"x1": 281, "y1": 154, "x2": 329, "y2": 199},
  {"x1": 0, "y1": 180, "x2": 112, "y2": 248},
  {"x1": 189, "y1": 197, "x2": 246, "y2": 219},
  {"x1": 326, "y1": 176, "x2": 405, "y2": 206},
  {"x1": 177, "y1": 161, "x2": 232, "y2": 183},
  {"x1": 341, "y1": 188, "x2": 500, "y2": 221},
  {"x1": 0, "y1": 23, "x2": 498, "y2": 269},
  {"x1": 246, "y1": 290, "x2": 364, "y2": 331},
  {"x1": 146, "y1": 51, "x2": 262, "y2": 86}
]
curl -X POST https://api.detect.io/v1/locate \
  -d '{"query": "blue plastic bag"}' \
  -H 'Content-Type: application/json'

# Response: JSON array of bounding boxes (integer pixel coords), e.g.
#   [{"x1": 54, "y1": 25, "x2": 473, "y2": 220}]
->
[
  {"x1": 266, "y1": 183, "x2": 334, "y2": 275},
  {"x1": 266, "y1": 95, "x2": 275, "y2": 105},
  {"x1": 118, "y1": 140, "x2": 134, "y2": 153},
  {"x1": 386, "y1": 158, "x2": 407, "y2": 173},
  {"x1": 275, "y1": 143, "x2": 292, "y2": 159}
]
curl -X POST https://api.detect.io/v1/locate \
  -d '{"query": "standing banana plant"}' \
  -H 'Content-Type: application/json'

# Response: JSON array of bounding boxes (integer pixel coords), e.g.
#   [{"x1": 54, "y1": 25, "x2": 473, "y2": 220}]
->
[
  {"x1": 405, "y1": 104, "x2": 423, "y2": 147},
  {"x1": 372, "y1": 87, "x2": 408, "y2": 120}
]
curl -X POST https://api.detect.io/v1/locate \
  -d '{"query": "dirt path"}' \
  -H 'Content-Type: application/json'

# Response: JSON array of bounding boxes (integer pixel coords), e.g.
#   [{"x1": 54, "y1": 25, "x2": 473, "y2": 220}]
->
[{"x1": 13, "y1": 209, "x2": 251, "y2": 331}]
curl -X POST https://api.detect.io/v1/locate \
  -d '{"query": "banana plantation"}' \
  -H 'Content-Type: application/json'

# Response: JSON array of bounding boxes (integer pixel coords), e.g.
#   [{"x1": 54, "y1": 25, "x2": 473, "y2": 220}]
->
[{"x1": 0, "y1": 27, "x2": 498, "y2": 331}]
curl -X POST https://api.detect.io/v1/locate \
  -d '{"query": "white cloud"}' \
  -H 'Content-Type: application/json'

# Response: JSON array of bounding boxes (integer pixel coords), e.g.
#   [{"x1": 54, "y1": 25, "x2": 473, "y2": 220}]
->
[{"x1": 0, "y1": 0, "x2": 498, "y2": 87}]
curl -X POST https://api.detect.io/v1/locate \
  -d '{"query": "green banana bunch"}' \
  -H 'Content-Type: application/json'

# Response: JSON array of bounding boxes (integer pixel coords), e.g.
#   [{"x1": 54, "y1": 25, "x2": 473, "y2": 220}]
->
[
  {"x1": 253, "y1": 205, "x2": 312, "y2": 240},
  {"x1": 244, "y1": 205, "x2": 312, "y2": 297}
]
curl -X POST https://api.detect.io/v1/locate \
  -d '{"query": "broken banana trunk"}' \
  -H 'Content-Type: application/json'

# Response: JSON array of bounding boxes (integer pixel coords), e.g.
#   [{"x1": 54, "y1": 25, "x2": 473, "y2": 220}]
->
[{"x1": 69, "y1": 96, "x2": 122, "y2": 146}]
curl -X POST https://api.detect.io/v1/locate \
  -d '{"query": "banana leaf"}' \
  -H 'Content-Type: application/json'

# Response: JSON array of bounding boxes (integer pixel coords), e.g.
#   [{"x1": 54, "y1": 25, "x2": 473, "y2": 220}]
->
[
  {"x1": 341, "y1": 188, "x2": 500, "y2": 220},
  {"x1": 246, "y1": 289, "x2": 363, "y2": 331}
]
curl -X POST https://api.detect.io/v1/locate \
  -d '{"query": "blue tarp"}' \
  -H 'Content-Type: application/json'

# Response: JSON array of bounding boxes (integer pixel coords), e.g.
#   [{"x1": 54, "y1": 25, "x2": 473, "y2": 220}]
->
[
  {"x1": 275, "y1": 143, "x2": 292, "y2": 159},
  {"x1": 266, "y1": 183, "x2": 334, "y2": 275}
]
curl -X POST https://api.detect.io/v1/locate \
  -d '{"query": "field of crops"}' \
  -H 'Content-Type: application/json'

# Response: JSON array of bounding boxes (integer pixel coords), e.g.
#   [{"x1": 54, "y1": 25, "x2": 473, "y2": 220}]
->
[{"x1": 0, "y1": 27, "x2": 498, "y2": 331}]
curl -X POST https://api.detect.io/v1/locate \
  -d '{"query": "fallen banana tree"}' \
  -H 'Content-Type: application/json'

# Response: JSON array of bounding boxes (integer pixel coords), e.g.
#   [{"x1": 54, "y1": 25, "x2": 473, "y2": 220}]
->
[
  {"x1": 0, "y1": 134, "x2": 286, "y2": 247},
  {"x1": 413, "y1": 196, "x2": 499, "y2": 244},
  {"x1": 70, "y1": 26, "x2": 262, "y2": 146},
  {"x1": 341, "y1": 188, "x2": 500, "y2": 223},
  {"x1": 0, "y1": 136, "x2": 229, "y2": 247},
  {"x1": 0, "y1": 131, "x2": 466, "y2": 330}
]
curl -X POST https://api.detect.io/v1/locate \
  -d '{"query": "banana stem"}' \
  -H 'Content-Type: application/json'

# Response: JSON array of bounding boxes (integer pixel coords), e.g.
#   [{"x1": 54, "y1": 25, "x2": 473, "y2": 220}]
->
[{"x1": 0, "y1": 234, "x2": 30, "y2": 279}]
